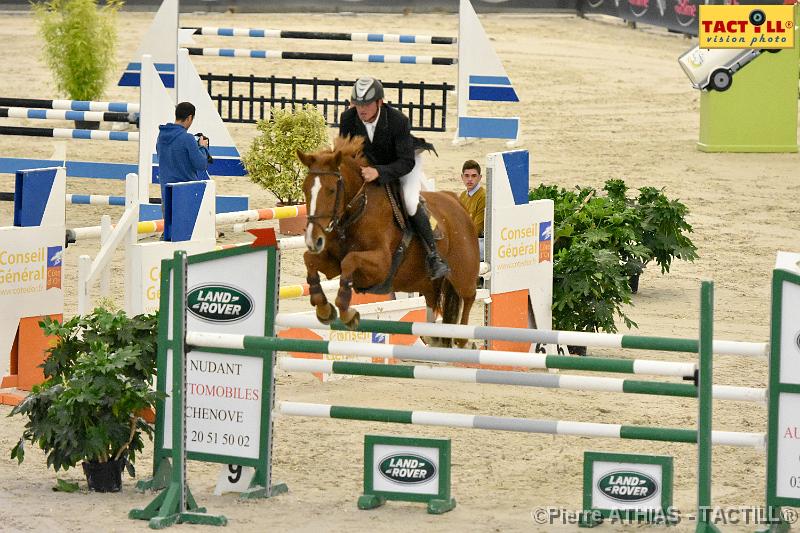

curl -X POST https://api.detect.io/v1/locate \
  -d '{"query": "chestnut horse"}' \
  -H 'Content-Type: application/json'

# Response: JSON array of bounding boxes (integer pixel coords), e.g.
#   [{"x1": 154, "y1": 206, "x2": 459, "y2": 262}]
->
[{"x1": 296, "y1": 136, "x2": 479, "y2": 345}]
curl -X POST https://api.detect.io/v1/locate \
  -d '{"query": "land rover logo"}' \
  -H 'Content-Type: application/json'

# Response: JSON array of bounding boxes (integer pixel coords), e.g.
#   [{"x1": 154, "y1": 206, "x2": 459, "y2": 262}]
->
[
  {"x1": 795, "y1": 331, "x2": 800, "y2": 352},
  {"x1": 379, "y1": 454, "x2": 436, "y2": 484},
  {"x1": 598, "y1": 471, "x2": 658, "y2": 503},
  {"x1": 187, "y1": 284, "x2": 253, "y2": 323}
]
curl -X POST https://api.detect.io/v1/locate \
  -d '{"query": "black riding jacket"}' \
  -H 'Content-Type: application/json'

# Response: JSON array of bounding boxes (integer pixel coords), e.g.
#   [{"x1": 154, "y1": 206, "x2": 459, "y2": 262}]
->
[{"x1": 338, "y1": 104, "x2": 415, "y2": 186}]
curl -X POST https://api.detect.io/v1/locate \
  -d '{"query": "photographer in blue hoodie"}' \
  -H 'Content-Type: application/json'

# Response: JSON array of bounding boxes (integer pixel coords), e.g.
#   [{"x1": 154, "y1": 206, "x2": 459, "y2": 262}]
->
[{"x1": 156, "y1": 102, "x2": 211, "y2": 211}]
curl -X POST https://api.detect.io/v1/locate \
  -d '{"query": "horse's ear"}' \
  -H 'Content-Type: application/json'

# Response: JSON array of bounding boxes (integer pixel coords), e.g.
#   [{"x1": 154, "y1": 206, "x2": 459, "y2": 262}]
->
[
  {"x1": 333, "y1": 150, "x2": 343, "y2": 168},
  {"x1": 296, "y1": 149, "x2": 314, "y2": 168}
]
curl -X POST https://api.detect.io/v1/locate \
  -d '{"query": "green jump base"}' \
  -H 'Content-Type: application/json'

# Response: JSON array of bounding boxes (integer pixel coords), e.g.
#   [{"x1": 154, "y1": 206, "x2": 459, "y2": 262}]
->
[
  {"x1": 358, "y1": 494, "x2": 386, "y2": 510},
  {"x1": 239, "y1": 481, "x2": 288, "y2": 500},
  {"x1": 427, "y1": 497, "x2": 457, "y2": 514},
  {"x1": 129, "y1": 482, "x2": 225, "y2": 529},
  {"x1": 358, "y1": 493, "x2": 456, "y2": 514},
  {"x1": 697, "y1": 142, "x2": 798, "y2": 153},
  {"x1": 136, "y1": 458, "x2": 172, "y2": 493}
]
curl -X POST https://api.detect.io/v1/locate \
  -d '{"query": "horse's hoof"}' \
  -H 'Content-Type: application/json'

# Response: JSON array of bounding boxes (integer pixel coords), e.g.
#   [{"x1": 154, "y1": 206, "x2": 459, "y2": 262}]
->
[
  {"x1": 423, "y1": 336, "x2": 448, "y2": 348},
  {"x1": 316, "y1": 303, "x2": 338, "y2": 325},
  {"x1": 452, "y1": 338, "x2": 469, "y2": 349},
  {"x1": 341, "y1": 309, "x2": 360, "y2": 330}
]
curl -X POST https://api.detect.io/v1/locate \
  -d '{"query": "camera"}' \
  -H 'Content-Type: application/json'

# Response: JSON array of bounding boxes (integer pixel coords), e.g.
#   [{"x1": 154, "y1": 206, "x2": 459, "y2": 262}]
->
[{"x1": 194, "y1": 132, "x2": 214, "y2": 164}]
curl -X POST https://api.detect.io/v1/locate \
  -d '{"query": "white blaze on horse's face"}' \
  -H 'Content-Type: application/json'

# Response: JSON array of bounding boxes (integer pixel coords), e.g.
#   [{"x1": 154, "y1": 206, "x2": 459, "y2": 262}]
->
[{"x1": 305, "y1": 176, "x2": 323, "y2": 252}]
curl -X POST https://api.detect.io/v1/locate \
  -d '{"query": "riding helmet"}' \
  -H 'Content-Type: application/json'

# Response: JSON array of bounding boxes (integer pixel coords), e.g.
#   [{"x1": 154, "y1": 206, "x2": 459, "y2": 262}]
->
[{"x1": 350, "y1": 77, "x2": 384, "y2": 105}]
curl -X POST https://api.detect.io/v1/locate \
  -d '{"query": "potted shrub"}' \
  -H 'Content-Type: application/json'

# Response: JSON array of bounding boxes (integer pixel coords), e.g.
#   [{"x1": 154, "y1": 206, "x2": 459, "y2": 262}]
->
[
  {"x1": 603, "y1": 179, "x2": 698, "y2": 291},
  {"x1": 9, "y1": 309, "x2": 160, "y2": 492},
  {"x1": 530, "y1": 179, "x2": 698, "y2": 351},
  {"x1": 552, "y1": 241, "x2": 637, "y2": 353},
  {"x1": 241, "y1": 105, "x2": 329, "y2": 235},
  {"x1": 634, "y1": 185, "x2": 699, "y2": 275},
  {"x1": 32, "y1": 0, "x2": 123, "y2": 129}
]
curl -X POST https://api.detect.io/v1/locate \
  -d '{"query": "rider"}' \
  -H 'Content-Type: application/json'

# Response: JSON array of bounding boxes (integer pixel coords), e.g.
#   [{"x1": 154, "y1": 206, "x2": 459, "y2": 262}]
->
[{"x1": 339, "y1": 77, "x2": 450, "y2": 280}]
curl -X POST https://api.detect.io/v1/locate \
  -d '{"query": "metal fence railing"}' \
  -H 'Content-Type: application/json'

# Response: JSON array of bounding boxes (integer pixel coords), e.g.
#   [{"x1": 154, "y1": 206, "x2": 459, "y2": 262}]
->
[{"x1": 200, "y1": 73, "x2": 454, "y2": 132}]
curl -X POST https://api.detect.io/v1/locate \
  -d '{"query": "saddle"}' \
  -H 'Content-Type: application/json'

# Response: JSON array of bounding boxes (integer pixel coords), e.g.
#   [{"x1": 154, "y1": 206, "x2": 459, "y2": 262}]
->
[{"x1": 355, "y1": 137, "x2": 440, "y2": 295}]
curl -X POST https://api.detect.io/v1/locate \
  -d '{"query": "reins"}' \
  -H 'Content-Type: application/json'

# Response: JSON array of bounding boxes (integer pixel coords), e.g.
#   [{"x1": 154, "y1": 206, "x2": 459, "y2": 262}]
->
[{"x1": 305, "y1": 168, "x2": 368, "y2": 240}]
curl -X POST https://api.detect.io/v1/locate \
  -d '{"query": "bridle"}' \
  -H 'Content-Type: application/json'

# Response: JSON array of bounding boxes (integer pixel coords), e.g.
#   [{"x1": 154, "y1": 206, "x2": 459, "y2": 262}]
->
[{"x1": 305, "y1": 168, "x2": 366, "y2": 240}]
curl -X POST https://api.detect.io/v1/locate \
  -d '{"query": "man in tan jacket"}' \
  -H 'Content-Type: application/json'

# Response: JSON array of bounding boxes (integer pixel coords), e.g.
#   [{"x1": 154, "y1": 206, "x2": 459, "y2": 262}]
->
[{"x1": 458, "y1": 159, "x2": 485, "y2": 261}]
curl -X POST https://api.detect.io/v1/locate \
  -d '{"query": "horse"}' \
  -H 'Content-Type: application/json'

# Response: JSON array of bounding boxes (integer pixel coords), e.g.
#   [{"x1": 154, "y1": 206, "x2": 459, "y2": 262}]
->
[{"x1": 296, "y1": 135, "x2": 479, "y2": 347}]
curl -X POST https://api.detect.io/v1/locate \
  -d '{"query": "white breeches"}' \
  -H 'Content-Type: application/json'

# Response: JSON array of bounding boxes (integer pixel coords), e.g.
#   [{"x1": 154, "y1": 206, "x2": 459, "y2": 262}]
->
[{"x1": 399, "y1": 153, "x2": 430, "y2": 216}]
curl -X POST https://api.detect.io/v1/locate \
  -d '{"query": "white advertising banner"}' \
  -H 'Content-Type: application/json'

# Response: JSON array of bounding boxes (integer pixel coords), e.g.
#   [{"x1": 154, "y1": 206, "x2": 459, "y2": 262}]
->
[
  {"x1": 128, "y1": 239, "x2": 215, "y2": 315},
  {"x1": 164, "y1": 351, "x2": 263, "y2": 460},
  {"x1": 779, "y1": 275, "x2": 800, "y2": 385},
  {"x1": 776, "y1": 392, "x2": 800, "y2": 500},
  {"x1": 0, "y1": 228, "x2": 64, "y2": 320},
  {"x1": 162, "y1": 246, "x2": 272, "y2": 460}
]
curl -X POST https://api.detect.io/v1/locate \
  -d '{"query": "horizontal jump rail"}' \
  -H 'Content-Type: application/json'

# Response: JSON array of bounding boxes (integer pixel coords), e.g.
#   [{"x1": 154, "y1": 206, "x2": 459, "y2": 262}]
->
[
  {"x1": 186, "y1": 331, "x2": 697, "y2": 378},
  {"x1": 187, "y1": 47, "x2": 457, "y2": 65},
  {"x1": 69, "y1": 205, "x2": 308, "y2": 240},
  {"x1": 278, "y1": 401, "x2": 766, "y2": 449},
  {"x1": 185, "y1": 26, "x2": 456, "y2": 45},
  {"x1": 279, "y1": 357, "x2": 767, "y2": 403},
  {"x1": 0, "y1": 158, "x2": 136, "y2": 180},
  {"x1": 0, "y1": 107, "x2": 135, "y2": 124},
  {"x1": 0, "y1": 97, "x2": 139, "y2": 113},
  {"x1": 0, "y1": 125, "x2": 138, "y2": 142},
  {"x1": 274, "y1": 315, "x2": 769, "y2": 358},
  {"x1": 0, "y1": 192, "x2": 160, "y2": 206}
]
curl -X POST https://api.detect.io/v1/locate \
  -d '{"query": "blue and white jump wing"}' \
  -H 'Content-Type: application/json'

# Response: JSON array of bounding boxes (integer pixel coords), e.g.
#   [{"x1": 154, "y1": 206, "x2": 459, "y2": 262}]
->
[
  {"x1": 457, "y1": 0, "x2": 520, "y2": 141},
  {"x1": 118, "y1": 0, "x2": 178, "y2": 89}
]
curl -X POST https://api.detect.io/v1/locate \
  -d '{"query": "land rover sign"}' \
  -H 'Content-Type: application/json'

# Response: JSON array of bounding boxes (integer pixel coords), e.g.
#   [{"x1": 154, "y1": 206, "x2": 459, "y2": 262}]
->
[
  {"x1": 361, "y1": 435, "x2": 455, "y2": 514},
  {"x1": 597, "y1": 471, "x2": 658, "y2": 502},
  {"x1": 583, "y1": 452, "x2": 673, "y2": 525},
  {"x1": 187, "y1": 284, "x2": 254, "y2": 323},
  {"x1": 379, "y1": 454, "x2": 437, "y2": 484}
]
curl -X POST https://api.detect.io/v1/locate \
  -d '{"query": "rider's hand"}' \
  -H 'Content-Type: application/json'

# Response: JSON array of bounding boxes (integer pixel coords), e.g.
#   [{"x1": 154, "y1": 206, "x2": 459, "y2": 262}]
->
[
  {"x1": 199, "y1": 136, "x2": 210, "y2": 148},
  {"x1": 361, "y1": 167, "x2": 379, "y2": 182}
]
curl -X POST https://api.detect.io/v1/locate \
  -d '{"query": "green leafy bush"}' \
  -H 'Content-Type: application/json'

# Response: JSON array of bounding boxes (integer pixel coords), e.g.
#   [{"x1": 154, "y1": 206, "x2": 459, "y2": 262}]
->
[
  {"x1": 242, "y1": 105, "x2": 329, "y2": 205},
  {"x1": 32, "y1": 0, "x2": 122, "y2": 102},
  {"x1": 530, "y1": 179, "x2": 698, "y2": 333},
  {"x1": 553, "y1": 242, "x2": 636, "y2": 333},
  {"x1": 9, "y1": 309, "x2": 160, "y2": 475}
]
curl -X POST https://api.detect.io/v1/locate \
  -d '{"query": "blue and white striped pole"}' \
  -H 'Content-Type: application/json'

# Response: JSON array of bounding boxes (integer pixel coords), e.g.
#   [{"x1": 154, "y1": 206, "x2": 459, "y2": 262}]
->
[
  {"x1": 185, "y1": 47, "x2": 457, "y2": 65},
  {"x1": 0, "y1": 125, "x2": 138, "y2": 142},
  {"x1": 184, "y1": 26, "x2": 456, "y2": 45},
  {"x1": 0, "y1": 97, "x2": 139, "y2": 113},
  {"x1": 0, "y1": 106, "x2": 135, "y2": 123}
]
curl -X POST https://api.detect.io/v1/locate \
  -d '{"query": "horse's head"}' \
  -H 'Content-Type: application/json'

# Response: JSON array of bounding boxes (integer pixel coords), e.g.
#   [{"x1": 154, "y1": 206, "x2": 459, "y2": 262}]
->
[{"x1": 297, "y1": 136, "x2": 367, "y2": 253}]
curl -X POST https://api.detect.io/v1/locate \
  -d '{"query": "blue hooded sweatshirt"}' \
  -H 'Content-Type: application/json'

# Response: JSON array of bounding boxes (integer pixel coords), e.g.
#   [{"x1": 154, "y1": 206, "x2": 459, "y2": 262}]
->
[{"x1": 155, "y1": 123, "x2": 210, "y2": 200}]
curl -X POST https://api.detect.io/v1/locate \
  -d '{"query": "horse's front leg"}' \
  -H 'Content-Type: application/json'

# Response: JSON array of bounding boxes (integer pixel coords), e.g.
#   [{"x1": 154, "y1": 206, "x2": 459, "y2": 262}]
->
[
  {"x1": 336, "y1": 250, "x2": 390, "y2": 330},
  {"x1": 304, "y1": 251, "x2": 341, "y2": 324}
]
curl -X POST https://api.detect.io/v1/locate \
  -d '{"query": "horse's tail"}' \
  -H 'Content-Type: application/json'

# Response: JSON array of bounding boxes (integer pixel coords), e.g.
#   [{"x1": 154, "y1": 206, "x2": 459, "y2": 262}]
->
[{"x1": 434, "y1": 278, "x2": 463, "y2": 325}]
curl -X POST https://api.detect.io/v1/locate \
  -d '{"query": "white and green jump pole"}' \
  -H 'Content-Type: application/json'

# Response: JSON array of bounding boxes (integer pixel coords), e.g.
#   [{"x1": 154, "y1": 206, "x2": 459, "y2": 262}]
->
[
  {"x1": 143, "y1": 234, "x2": 796, "y2": 532},
  {"x1": 175, "y1": 249, "x2": 740, "y2": 533}
]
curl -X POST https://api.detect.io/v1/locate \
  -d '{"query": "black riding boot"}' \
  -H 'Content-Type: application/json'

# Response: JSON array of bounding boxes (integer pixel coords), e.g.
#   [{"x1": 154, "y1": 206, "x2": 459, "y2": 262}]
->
[{"x1": 409, "y1": 205, "x2": 450, "y2": 280}]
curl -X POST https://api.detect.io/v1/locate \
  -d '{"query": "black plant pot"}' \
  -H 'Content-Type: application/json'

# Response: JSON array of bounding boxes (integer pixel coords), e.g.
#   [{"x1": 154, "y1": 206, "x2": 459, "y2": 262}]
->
[
  {"x1": 567, "y1": 345, "x2": 587, "y2": 357},
  {"x1": 74, "y1": 120, "x2": 100, "y2": 130},
  {"x1": 83, "y1": 457, "x2": 125, "y2": 492},
  {"x1": 628, "y1": 273, "x2": 640, "y2": 294}
]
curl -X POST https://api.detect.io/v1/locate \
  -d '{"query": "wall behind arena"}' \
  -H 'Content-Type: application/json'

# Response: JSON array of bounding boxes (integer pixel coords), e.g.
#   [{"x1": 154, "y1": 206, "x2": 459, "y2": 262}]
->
[{"x1": 0, "y1": 0, "x2": 578, "y2": 13}]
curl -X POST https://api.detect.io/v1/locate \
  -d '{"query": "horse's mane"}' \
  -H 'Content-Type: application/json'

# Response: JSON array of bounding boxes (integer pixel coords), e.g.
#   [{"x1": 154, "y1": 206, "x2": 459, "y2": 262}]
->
[{"x1": 333, "y1": 135, "x2": 369, "y2": 168}]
